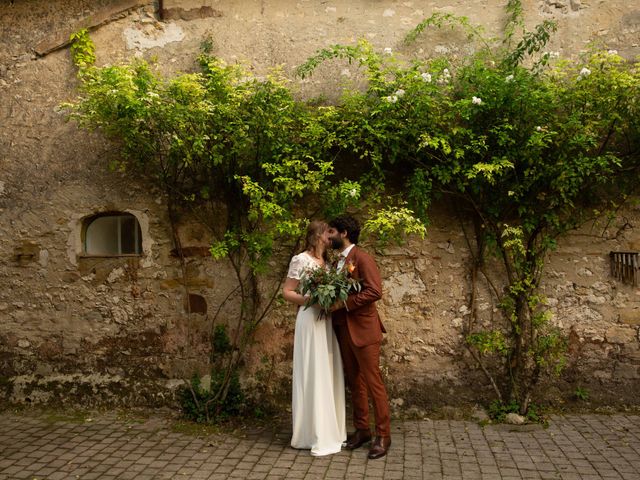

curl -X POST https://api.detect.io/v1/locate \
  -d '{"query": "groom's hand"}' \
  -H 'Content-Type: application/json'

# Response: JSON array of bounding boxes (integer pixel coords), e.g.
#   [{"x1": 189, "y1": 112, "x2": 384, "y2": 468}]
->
[
  {"x1": 329, "y1": 300, "x2": 342, "y2": 312},
  {"x1": 329, "y1": 300, "x2": 348, "y2": 312}
]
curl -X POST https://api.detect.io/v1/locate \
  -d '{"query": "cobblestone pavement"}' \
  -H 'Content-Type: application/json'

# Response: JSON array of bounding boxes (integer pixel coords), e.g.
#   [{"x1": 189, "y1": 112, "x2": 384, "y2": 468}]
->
[{"x1": 1, "y1": 411, "x2": 640, "y2": 479}]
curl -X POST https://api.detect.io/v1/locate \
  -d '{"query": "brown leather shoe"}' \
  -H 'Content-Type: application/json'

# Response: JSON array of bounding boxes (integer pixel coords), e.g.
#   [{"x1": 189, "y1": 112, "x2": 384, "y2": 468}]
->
[
  {"x1": 345, "y1": 429, "x2": 372, "y2": 450},
  {"x1": 368, "y1": 436, "x2": 391, "y2": 459}
]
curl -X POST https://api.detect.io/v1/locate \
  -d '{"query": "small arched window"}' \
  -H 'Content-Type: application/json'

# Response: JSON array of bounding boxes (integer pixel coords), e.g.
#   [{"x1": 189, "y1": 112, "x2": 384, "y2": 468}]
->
[{"x1": 84, "y1": 213, "x2": 142, "y2": 256}]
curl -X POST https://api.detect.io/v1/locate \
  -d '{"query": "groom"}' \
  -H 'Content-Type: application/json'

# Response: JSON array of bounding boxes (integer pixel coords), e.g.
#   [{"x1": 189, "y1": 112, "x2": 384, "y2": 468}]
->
[{"x1": 328, "y1": 215, "x2": 391, "y2": 459}]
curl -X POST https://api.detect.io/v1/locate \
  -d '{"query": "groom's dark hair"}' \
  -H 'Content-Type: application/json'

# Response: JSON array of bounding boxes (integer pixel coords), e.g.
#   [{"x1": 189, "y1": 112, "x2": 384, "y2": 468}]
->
[{"x1": 329, "y1": 215, "x2": 360, "y2": 244}]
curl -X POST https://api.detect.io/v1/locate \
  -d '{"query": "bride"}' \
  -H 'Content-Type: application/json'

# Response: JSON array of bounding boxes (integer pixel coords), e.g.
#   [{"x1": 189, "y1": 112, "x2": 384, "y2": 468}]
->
[{"x1": 282, "y1": 220, "x2": 346, "y2": 456}]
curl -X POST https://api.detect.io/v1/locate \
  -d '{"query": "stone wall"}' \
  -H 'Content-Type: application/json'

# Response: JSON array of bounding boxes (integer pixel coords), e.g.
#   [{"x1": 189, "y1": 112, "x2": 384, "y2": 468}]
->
[{"x1": 1, "y1": 0, "x2": 640, "y2": 409}]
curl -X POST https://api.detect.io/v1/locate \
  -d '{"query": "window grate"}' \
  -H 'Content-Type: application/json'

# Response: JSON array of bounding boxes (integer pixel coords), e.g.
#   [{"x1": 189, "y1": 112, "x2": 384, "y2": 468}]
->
[{"x1": 609, "y1": 251, "x2": 640, "y2": 286}]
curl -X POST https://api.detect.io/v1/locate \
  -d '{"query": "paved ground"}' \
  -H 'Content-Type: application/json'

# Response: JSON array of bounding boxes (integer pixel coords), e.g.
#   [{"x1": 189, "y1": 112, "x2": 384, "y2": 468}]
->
[{"x1": 1, "y1": 410, "x2": 640, "y2": 479}]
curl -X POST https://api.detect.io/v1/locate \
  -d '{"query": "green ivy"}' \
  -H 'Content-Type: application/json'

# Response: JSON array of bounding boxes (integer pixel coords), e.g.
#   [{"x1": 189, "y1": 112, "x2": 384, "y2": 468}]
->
[{"x1": 69, "y1": 29, "x2": 96, "y2": 69}]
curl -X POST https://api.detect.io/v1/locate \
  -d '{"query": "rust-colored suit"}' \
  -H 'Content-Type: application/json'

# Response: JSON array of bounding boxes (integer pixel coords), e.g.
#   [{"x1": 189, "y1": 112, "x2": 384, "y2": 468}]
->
[{"x1": 332, "y1": 246, "x2": 391, "y2": 437}]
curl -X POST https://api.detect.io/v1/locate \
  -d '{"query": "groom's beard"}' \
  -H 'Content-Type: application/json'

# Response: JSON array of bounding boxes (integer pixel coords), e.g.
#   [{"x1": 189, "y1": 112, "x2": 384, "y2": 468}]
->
[{"x1": 330, "y1": 237, "x2": 344, "y2": 250}]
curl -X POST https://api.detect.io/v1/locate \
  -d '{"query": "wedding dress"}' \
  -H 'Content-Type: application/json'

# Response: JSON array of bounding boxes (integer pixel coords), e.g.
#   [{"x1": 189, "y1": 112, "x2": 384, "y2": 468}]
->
[{"x1": 287, "y1": 252, "x2": 346, "y2": 456}]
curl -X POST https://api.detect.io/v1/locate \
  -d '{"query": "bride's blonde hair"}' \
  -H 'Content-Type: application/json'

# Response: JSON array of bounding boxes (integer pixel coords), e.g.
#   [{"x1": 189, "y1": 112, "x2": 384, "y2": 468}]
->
[{"x1": 304, "y1": 220, "x2": 328, "y2": 259}]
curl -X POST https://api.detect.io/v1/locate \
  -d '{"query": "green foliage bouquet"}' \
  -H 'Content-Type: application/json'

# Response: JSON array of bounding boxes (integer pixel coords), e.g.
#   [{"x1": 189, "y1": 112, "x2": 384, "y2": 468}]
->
[{"x1": 298, "y1": 262, "x2": 361, "y2": 313}]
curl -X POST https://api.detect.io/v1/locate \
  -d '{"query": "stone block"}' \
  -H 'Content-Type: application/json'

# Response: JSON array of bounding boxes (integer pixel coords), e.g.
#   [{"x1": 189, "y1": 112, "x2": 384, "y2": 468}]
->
[
  {"x1": 162, "y1": 5, "x2": 223, "y2": 21},
  {"x1": 592, "y1": 370, "x2": 612, "y2": 380},
  {"x1": 62, "y1": 271, "x2": 81, "y2": 283},
  {"x1": 160, "y1": 277, "x2": 214, "y2": 290},
  {"x1": 624, "y1": 349, "x2": 640, "y2": 362},
  {"x1": 169, "y1": 246, "x2": 211, "y2": 257},
  {"x1": 614, "y1": 362, "x2": 640, "y2": 379},
  {"x1": 605, "y1": 326, "x2": 637, "y2": 344},
  {"x1": 618, "y1": 308, "x2": 640, "y2": 326},
  {"x1": 163, "y1": 0, "x2": 215, "y2": 9},
  {"x1": 504, "y1": 413, "x2": 526, "y2": 425},
  {"x1": 13, "y1": 241, "x2": 39, "y2": 266}
]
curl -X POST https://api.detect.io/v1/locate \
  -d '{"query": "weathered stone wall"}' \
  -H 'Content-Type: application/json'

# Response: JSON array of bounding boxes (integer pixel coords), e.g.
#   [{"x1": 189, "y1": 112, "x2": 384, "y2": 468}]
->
[{"x1": 1, "y1": 0, "x2": 640, "y2": 409}]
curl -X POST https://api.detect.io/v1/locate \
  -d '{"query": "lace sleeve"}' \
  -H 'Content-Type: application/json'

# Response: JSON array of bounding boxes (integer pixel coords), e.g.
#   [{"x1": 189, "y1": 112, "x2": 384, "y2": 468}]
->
[{"x1": 286, "y1": 254, "x2": 305, "y2": 280}]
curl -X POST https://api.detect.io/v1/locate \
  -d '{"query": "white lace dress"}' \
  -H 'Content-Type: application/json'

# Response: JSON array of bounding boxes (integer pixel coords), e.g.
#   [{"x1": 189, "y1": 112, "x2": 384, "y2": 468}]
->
[{"x1": 287, "y1": 252, "x2": 346, "y2": 456}]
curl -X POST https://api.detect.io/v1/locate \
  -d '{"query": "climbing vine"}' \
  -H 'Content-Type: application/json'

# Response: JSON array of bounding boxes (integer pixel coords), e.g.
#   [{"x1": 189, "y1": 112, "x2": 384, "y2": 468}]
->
[
  {"x1": 65, "y1": 0, "x2": 640, "y2": 419},
  {"x1": 296, "y1": 6, "x2": 640, "y2": 414},
  {"x1": 65, "y1": 34, "x2": 424, "y2": 421}
]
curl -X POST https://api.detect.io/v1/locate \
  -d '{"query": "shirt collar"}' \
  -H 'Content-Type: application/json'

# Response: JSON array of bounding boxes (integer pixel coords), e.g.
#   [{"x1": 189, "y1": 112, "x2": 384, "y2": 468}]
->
[{"x1": 340, "y1": 244, "x2": 356, "y2": 258}]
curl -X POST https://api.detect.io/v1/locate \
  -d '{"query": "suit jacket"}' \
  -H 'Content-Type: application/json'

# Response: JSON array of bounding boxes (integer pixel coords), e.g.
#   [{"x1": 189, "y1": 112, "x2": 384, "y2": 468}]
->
[{"x1": 332, "y1": 245, "x2": 386, "y2": 347}]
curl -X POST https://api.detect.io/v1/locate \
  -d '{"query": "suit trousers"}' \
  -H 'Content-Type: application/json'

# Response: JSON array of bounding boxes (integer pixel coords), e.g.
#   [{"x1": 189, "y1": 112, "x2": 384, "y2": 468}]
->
[{"x1": 335, "y1": 324, "x2": 391, "y2": 437}]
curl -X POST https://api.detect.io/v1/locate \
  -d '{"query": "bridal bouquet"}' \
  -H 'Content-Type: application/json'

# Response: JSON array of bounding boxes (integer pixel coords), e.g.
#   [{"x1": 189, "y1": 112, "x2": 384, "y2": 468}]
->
[{"x1": 298, "y1": 262, "x2": 361, "y2": 312}]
